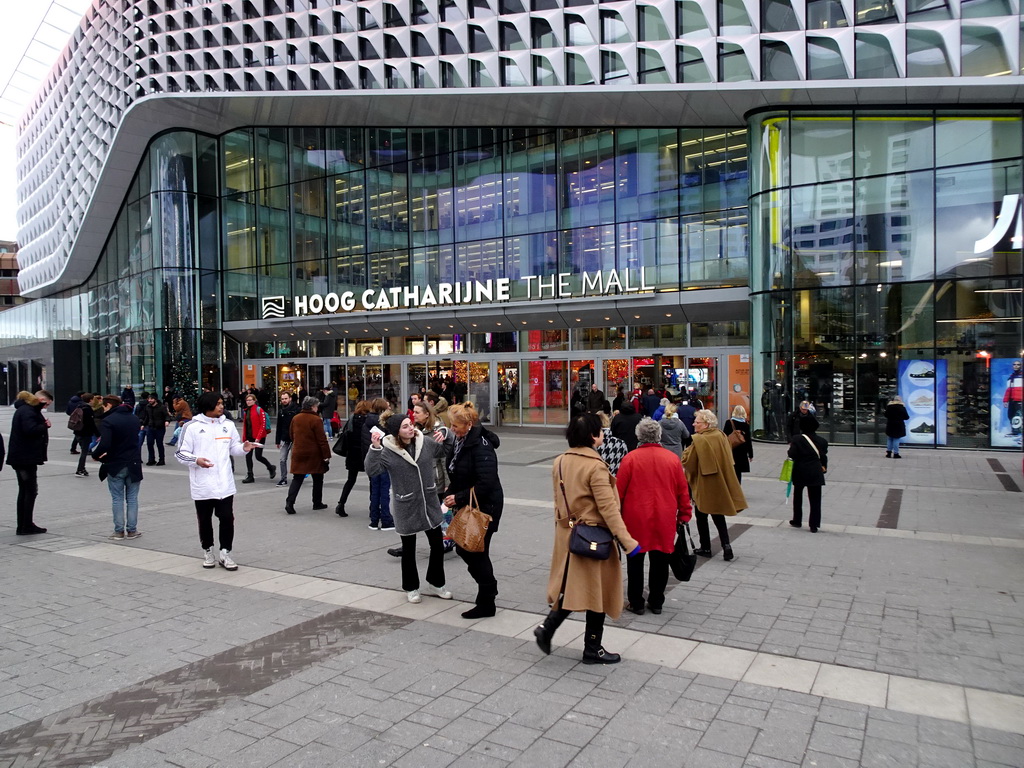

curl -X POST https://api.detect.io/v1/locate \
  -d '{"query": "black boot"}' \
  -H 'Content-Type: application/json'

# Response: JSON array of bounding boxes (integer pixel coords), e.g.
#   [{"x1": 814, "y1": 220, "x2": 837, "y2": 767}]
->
[
  {"x1": 885, "y1": 450, "x2": 891, "y2": 458},
  {"x1": 462, "y1": 582, "x2": 498, "y2": 619},
  {"x1": 242, "y1": 474, "x2": 255, "y2": 484},
  {"x1": 335, "y1": 503, "x2": 348, "y2": 517},
  {"x1": 581, "y1": 611, "x2": 620, "y2": 665},
  {"x1": 533, "y1": 609, "x2": 570, "y2": 655}
]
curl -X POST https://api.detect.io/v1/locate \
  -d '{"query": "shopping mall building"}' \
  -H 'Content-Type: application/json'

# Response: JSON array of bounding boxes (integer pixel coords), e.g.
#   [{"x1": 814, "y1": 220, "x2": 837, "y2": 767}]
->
[{"x1": 1, "y1": 0, "x2": 1022, "y2": 450}]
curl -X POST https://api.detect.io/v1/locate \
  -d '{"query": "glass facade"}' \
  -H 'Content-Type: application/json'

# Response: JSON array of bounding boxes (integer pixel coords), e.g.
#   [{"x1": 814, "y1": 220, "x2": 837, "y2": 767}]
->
[
  {"x1": 0, "y1": 126, "x2": 749, "y2": 411},
  {"x1": 221, "y1": 127, "x2": 749, "y2": 320},
  {"x1": 750, "y1": 110, "x2": 1024, "y2": 449}
]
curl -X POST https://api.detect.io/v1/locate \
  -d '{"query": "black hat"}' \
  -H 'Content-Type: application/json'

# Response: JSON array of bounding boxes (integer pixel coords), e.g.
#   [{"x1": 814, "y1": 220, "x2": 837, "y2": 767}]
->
[{"x1": 385, "y1": 414, "x2": 407, "y2": 438}]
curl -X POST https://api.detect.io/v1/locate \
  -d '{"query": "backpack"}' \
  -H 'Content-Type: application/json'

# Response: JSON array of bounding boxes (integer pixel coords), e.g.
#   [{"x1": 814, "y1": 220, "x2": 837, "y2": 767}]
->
[{"x1": 67, "y1": 406, "x2": 85, "y2": 432}]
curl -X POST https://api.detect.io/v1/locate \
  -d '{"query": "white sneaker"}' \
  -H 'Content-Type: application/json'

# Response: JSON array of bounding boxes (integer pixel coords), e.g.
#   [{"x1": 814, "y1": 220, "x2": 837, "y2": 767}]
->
[
  {"x1": 219, "y1": 549, "x2": 238, "y2": 571},
  {"x1": 407, "y1": 590, "x2": 421, "y2": 604},
  {"x1": 423, "y1": 583, "x2": 452, "y2": 599},
  {"x1": 202, "y1": 547, "x2": 216, "y2": 568}
]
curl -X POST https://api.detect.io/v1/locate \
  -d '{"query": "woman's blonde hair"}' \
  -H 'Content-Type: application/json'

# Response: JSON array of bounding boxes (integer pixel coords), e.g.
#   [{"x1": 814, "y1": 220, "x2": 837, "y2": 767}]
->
[
  {"x1": 449, "y1": 401, "x2": 479, "y2": 427},
  {"x1": 664, "y1": 403, "x2": 677, "y2": 418},
  {"x1": 731, "y1": 405, "x2": 747, "y2": 419},
  {"x1": 695, "y1": 409, "x2": 718, "y2": 429},
  {"x1": 598, "y1": 411, "x2": 611, "y2": 428}
]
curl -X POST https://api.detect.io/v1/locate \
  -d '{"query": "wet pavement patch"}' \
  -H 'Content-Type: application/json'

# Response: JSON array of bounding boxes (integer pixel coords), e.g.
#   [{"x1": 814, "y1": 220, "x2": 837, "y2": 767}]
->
[
  {"x1": 877, "y1": 488, "x2": 903, "y2": 529},
  {"x1": 0, "y1": 606, "x2": 410, "y2": 767}
]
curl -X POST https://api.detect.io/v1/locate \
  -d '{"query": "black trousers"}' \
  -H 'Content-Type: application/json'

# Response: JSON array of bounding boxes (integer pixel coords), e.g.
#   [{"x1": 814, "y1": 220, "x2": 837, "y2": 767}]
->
[
  {"x1": 245, "y1": 448, "x2": 274, "y2": 476},
  {"x1": 336, "y1": 467, "x2": 359, "y2": 507},
  {"x1": 401, "y1": 526, "x2": 446, "y2": 592},
  {"x1": 695, "y1": 508, "x2": 730, "y2": 550},
  {"x1": 76, "y1": 438, "x2": 92, "y2": 472},
  {"x1": 735, "y1": 470, "x2": 744, "y2": 485},
  {"x1": 792, "y1": 484, "x2": 822, "y2": 530},
  {"x1": 146, "y1": 427, "x2": 166, "y2": 463},
  {"x1": 13, "y1": 464, "x2": 39, "y2": 531},
  {"x1": 626, "y1": 550, "x2": 671, "y2": 610},
  {"x1": 456, "y1": 527, "x2": 497, "y2": 608},
  {"x1": 195, "y1": 496, "x2": 234, "y2": 551},
  {"x1": 287, "y1": 473, "x2": 324, "y2": 506}
]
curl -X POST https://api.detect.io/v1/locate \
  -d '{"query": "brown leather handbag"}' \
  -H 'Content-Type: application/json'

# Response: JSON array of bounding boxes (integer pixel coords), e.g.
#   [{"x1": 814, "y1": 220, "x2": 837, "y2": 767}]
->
[{"x1": 446, "y1": 487, "x2": 492, "y2": 553}]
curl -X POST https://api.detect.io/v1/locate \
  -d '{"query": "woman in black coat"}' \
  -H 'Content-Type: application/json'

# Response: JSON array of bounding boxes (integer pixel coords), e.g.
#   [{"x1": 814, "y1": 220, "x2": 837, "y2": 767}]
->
[
  {"x1": 883, "y1": 396, "x2": 909, "y2": 459},
  {"x1": 722, "y1": 405, "x2": 754, "y2": 484},
  {"x1": 443, "y1": 401, "x2": 504, "y2": 619},
  {"x1": 788, "y1": 415, "x2": 828, "y2": 532},
  {"x1": 335, "y1": 401, "x2": 369, "y2": 517},
  {"x1": 7, "y1": 390, "x2": 52, "y2": 535},
  {"x1": 610, "y1": 402, "x2": 642, "y2": 451}
]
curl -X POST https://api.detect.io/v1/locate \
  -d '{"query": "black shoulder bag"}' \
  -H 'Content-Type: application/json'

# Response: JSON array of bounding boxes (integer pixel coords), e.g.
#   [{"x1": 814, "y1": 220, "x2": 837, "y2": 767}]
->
[{"x1": 557, "y1": 457, "x2": 614, "y2": 561}]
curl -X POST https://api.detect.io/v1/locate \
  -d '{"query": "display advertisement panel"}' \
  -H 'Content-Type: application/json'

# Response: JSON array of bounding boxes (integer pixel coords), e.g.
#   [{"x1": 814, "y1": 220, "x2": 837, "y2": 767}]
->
[
  {"x1": 898, "y1": 360, "x2": 947, "y2": 445},
  {"x1": 991, "y1": 358, "x2": 1023, "y2": 448}
]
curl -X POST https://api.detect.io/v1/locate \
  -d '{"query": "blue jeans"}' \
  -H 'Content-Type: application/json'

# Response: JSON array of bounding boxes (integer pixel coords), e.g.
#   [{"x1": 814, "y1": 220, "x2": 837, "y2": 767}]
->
[
  {"x1": 323, "y1": 417, "x2": 334, "y2": 437},
  {"x1": 108, "y1": 466, "x2": 140, "y2": 533},
  {"x1": 369, "y1": 473, "x2": 393, "y2": 527},
  {"x1": 886, "y1": 436, "x2": 901, "y2": 453}
]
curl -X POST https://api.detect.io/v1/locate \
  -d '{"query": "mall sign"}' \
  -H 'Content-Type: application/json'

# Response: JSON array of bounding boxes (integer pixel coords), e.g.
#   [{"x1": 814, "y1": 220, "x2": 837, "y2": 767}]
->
[{"x1": 263, "y1": 267, "x2": 654, "y2": 319}]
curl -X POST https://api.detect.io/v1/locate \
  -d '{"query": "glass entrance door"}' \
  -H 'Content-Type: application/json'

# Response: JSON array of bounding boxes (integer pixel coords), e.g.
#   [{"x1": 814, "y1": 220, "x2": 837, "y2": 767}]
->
[
  {"x1": 524, "y1": 360, "x2": 569, "y2": 425},
  {"x1": 686, "y1": 356, "x2": 718, "y2": 412}
]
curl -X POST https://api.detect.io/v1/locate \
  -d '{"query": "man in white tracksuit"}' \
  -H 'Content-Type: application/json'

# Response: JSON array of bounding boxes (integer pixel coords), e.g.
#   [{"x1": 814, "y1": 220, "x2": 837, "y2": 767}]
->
[{"x1": 175, "y1": 391, "x2": 257, "y2": 570}]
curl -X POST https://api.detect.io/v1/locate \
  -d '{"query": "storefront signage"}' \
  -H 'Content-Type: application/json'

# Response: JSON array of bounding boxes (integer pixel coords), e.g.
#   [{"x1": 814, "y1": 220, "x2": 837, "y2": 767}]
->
[
  {"x1": 263, "y1": 268, "x2": 653, "y2": 319},
  {"x1": 975, "y1": 194, "x2": 1023, "y2": 253}
]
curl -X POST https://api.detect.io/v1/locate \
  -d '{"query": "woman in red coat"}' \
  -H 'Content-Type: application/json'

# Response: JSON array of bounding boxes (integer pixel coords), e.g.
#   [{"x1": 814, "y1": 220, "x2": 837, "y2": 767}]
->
[
  {"x1": 240, "y1": 392, "x2": 276, "y2": 483},
  {"x1": 617, "y1": 417, "x2": 692, "y2": 615}
]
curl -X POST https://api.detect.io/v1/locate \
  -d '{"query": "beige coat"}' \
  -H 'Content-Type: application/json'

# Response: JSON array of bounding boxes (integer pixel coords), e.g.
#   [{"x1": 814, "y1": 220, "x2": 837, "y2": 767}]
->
[
  {"x1": 545, "y1": 447, "x2": 639, "y2": 620},
  {"x1": 682, "y1": 428, "x2": 748, "y2": 516}
]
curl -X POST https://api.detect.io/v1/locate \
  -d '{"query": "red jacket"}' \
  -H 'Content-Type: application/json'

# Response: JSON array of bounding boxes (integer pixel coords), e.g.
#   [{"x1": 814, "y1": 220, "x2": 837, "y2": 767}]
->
[
  {"x1": 241, "y1": 404, "x2": 269, "y2": 443},
  {"x1": 1004, "y1": 371, "x2": 1022, "y2": 405},
  {"x1": 617, "y1": 442, "x2": 692, "y2": 553}
]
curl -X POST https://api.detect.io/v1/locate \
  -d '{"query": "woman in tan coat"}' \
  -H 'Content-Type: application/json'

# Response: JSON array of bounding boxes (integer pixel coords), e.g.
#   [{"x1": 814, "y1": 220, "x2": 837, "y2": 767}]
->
[
  {"x1": 682, "y1": 409, "x2": 747, "y2": 560},
  {"x1": 285, "y1": 397, "x2": 331, "y2": 515},
  {"x1": 534, "y1": 412, "x2": 640, "y2": 665}
]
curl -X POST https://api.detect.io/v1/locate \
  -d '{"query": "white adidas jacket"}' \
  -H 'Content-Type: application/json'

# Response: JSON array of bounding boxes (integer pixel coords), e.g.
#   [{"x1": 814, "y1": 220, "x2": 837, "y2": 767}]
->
[{"x1": 175, "y1": 413, "x2": 248, "y2": 500}]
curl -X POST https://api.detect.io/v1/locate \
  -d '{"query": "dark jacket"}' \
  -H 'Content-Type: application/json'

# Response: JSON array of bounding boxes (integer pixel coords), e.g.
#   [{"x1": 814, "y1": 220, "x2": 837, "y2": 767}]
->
[
  {"x1": 677, "y1": 403, "x2": 697, "y2": 435},
  {"x1": 0, "y1": 431, "x2": 5, "y2": 469},
  {"x1": 140, "y1": 401, "x2": 170, "y2": 429},
  {"x1": 884, "y1": 403, "x2": 910, "y2": 438},
  {"x1": 723, "y1": 418, "x2": 754, "y2": 474},
  {"x1": 65, "y1": 395, "x2": 83, "y2": 416},
  {"x1": 121, "y1": 388, "x2": 136, "y2": 407},
  {"x1": 361, "y1": 412, "x2": 383, "y2": 458},
  {"x1": 7, "y1": 397, "x2": 49, "y2": 466},
  {"x1": 610, "y1": 405, "x2": 642, "y2": 452},
  {"x1": 788, "y1": 432, "x2": 829, "y2": 487},
  {"x1": 275, "y1": 401, "x2": 301, "y2": 444},
  {"x1": 445, "y1": 424, "x2": 504, "y2": 531},
  {"x1": 95, "y1": 405, "x2": 144, "y2": 482},
  {"x1": 345, "y1": 413, "x2": 367, "y2": 472},
  {"x1": 320, "y1": 389, "x2": 338, "y2": 417},
  {"x1": 75, "y1": 402, "x2": 101, "y2": 439},
  {"x1": 642, "y1": 393, "x2": 661, "y2": 417}
]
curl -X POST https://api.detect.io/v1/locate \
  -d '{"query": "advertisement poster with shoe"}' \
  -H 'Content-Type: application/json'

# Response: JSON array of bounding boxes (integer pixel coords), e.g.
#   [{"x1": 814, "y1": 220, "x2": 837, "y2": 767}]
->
[
  {"x1": 991, "y1": 358, "x2": 1023, "y2": 448},
  {"x1": 898, "y1": 360, "x2": 947, "y2": 445}
]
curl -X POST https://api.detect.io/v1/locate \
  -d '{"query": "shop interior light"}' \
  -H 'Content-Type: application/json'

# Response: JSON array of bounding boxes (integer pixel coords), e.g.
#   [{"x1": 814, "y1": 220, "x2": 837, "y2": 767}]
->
[
  {"x1": 975, "y1": 288, "x2": 1023, "y2": 293},
  {"x1": 937, "y1": 317, "x2": 1022, "y2": 323}
]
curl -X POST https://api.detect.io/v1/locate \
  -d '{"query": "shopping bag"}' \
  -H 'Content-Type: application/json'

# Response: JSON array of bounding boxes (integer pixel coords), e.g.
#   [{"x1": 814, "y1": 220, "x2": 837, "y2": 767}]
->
[
  {"x1": 670, "y1": 522, "x2": 698, "y2": 581},
  {"x1": 779, "y1": 458, "x2": 793, "y2": 483}
]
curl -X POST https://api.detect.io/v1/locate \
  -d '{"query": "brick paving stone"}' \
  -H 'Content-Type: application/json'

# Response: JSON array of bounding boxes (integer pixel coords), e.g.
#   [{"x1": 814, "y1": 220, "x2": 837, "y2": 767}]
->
[{"x1": 698, "y1": 719, "x2": 760, "y2": 758}]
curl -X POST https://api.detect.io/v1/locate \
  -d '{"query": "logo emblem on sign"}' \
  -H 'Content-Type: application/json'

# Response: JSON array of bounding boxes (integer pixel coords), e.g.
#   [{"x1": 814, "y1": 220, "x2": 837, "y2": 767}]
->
[
  {"x1": 975, "y1": 195, "x2": 1023, "y2": 253},
  {"x1": 261, "y1": 296, "x2": 286, "y2": 319}
]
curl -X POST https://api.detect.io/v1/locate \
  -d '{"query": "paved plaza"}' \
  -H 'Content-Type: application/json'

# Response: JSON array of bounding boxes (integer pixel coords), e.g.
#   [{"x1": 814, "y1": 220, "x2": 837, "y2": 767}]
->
[{"x1": 0, "y1": 407, "x2": 1022, "y2": 767}]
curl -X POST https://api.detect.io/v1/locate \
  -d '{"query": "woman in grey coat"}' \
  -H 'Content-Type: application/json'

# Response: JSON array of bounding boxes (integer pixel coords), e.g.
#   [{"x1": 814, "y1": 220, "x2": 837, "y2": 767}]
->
[
  {"x1": 659, "y1": 404, "x2": 688, "y2": 458},
  {"x1": 366, "y1": 414, "x2": 453, "y2": 604}
]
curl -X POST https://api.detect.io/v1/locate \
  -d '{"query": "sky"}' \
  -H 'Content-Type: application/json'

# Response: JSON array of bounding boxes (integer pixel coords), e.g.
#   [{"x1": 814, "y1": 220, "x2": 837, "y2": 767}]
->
[{"x1": 0, "y1": 1, "x2": 92, "y2": 243}]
